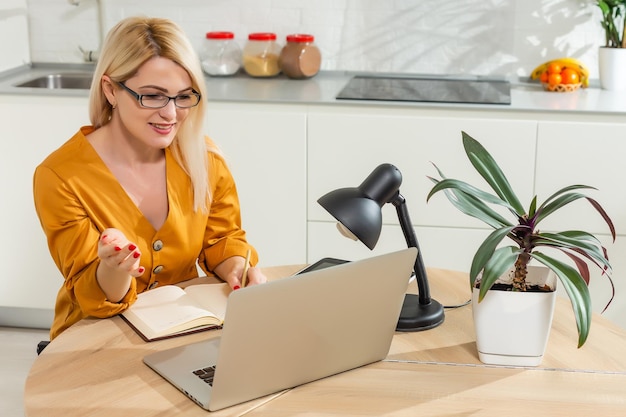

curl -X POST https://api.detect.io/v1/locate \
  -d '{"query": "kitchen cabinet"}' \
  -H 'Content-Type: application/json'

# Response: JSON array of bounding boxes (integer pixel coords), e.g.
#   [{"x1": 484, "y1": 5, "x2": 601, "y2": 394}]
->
[
  {"x1": 0, "y1": 97, "x2": 308, "y2": 328},
  {"x1": 306, "y1": 105, "x2": 626, "y2": 329},
  {"x1": 535, "y1": 120, "x2": 626, "y2": 327},
  {"x1": 306, "y1": 106, "x2": 537, "y2": 268},
  {"x1": 0, "y1": 95, "x2": 89, "y2": 327},
  {"x1": 204, "y1": 102, "x2": 307, "y2": 267},
  {"x1": 3, "y1": 90, "x2": 626, "y2": 331},
  {"x1": 535, "y1": 121, "x2": 626, "y2": 235}
]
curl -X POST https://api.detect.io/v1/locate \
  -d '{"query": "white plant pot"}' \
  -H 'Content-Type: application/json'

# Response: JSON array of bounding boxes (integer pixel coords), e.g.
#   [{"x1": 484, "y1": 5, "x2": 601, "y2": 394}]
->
[
  {"x1": 599, "y1": 47, "x2": 626, "y2": 91},
  {"x1": 472, "y1": 266, "x2": 557, "y2": 367}
]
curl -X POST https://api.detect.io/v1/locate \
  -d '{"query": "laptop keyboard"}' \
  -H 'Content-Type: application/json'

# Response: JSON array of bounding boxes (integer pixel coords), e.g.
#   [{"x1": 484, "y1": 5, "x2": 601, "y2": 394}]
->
[{"x1": 192, "y1": 365, "x2": 216, "y2": 386}]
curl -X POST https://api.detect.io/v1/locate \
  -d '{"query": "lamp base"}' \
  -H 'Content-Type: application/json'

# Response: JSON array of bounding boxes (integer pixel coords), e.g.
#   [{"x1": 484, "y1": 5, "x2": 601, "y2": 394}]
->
[{"x1": 396, "y1": 294, "x2": 445, "y2": 332}]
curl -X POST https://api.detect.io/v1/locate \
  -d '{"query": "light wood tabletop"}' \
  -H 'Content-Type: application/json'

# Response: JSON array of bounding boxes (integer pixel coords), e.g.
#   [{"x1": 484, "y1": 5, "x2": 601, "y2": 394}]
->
[{"x1": 24, "y1": 266, "x2": 626, "y2": 416}]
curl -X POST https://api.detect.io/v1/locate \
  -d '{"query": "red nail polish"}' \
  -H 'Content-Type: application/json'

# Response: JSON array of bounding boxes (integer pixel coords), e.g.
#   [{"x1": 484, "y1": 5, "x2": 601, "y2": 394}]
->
[
  {"x1": 233, "y1": 285, "x2": 241, "y2": 290},
  {"x1": 114, "y1": 246, "x2": 122, "y2": 251},
  {"x1": 133, "y1": 252, "x2": 140, "y2": 258},
  {"x1": 138, "y1": 267, "x2": 145, "y2": 274},
  {"x1": 128, "y1": 244, "x2": 137, "y2": 251}
]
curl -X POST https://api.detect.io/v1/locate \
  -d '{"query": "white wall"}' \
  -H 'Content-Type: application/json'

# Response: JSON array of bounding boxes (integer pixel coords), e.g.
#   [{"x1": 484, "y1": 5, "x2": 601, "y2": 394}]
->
[
  {"x1": 24, "y1": 0, "x2": 606, "y2": 80},
  {"x1": 0, "y1": 0, "x2": 30, "y2": 72}
]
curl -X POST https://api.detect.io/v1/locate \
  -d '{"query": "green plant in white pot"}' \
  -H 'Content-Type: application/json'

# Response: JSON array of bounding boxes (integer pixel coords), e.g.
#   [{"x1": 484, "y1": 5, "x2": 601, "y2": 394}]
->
[
  {"x1": 596, "y1": 1, "x2": 626, "y2": 89},
  {"x1": 597, "y1": 0, "x2": 626, "y2": 48},
  {"x1": 427, "y1": 131, "x2": 615, "y2": 365}
]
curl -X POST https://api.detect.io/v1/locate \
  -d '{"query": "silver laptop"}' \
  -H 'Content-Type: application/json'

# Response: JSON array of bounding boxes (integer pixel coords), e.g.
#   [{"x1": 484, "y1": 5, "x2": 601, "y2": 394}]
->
[{"x1": 143, "y1": 248, "x2": 417, "y2": 411}]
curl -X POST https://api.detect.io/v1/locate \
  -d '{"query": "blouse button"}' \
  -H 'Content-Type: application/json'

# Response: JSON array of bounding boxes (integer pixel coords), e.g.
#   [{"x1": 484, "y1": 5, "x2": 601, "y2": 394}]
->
[
  {"x1": 153, "y1": 265, "x2": 164, "y2": 274},
  {"x1": 153, "y1": 240, "x2": 164, "y2": 251}
]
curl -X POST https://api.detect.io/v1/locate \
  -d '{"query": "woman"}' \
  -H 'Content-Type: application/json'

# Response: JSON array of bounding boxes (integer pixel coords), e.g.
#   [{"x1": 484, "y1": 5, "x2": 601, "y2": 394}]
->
[{"x1": 33, "y1": 16, "x2": 265, "y2": 340}]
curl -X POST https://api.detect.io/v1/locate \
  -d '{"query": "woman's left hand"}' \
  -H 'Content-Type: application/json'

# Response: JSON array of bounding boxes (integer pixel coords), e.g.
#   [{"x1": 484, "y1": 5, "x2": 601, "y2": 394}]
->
[
  {"x1": 214, "y1": 255, "x2": 267, "y2": 290},
  {"x1": 243, "y1": 267, "x2": 266, "y2": 288}
]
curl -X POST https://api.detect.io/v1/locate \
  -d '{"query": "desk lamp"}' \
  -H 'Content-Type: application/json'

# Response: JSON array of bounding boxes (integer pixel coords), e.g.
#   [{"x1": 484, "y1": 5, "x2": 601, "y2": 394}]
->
[{"x1": 318, "y1": 163, "x2": 444, "y2": 331}]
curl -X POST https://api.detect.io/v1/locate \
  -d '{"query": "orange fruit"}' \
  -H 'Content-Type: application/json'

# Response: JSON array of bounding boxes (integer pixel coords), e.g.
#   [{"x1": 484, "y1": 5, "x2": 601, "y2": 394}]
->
[
  {"x1": 539, "y1": 71, "x2": 549, "y2": 83},
  {"x1": 548, "y1": 73, "x2": 562, "y2": 86},
  {"x1": 561, "y1": 68, "x2": 580, "y2": 84},
  {"x1": 547, "y1": 62, "x2": 562, "y2": 74}
]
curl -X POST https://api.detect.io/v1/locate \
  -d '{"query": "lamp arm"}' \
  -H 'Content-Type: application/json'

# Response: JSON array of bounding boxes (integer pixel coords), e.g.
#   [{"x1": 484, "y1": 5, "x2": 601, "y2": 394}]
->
[{"x1": 390, "y1": 192, "x2": 432, "y2": 305}]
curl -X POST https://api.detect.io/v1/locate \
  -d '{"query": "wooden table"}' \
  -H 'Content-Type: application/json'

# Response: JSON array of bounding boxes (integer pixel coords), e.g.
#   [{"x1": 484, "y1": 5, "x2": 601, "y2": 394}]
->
[{"x1": 24, "y1": 266, "x2": 626, "y2": 416}]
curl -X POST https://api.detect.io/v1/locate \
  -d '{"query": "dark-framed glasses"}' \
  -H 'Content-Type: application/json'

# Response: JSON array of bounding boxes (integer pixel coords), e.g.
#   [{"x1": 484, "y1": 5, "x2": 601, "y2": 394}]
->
[{"x1": 116, "y1": 81, "x2": 201, "y2": 109}]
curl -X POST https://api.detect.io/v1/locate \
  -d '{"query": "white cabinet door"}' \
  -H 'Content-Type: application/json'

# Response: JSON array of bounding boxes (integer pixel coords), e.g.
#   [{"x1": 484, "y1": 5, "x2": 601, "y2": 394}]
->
[
  {"x1": 205, "y1": 102, "x2": 307, "y2": 267},
  {"x1": 0, "y1": 95, "x2": 89, "y2": 326},
  {"x1": 307, "y1": 107, "x2": 538, "y2": 228},
  {"x1": 536, "y1": 121, "x2": 626, "y2": 328},
  {"x1": 536, "y1": 121, "x2": 626, "y2": 235},
  {"x1": 308, "y1": 221, "x2": 492, "y2": 273},
  {"x1": 307, "y1": 106, "x2": 537, "y2": 272}
]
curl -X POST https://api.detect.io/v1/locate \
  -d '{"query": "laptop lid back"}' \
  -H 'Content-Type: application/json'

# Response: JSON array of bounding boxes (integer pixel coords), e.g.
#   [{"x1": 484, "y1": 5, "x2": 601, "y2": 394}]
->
[{"x1": 208, "y1": 247, "x2": 417, "y2": 410}]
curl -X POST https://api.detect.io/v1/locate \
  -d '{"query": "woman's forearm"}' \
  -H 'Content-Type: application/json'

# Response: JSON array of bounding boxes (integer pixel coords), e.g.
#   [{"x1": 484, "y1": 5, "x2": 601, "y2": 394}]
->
[{"x1": 96, "y1": 262, "x2": 133, "y2": 302}]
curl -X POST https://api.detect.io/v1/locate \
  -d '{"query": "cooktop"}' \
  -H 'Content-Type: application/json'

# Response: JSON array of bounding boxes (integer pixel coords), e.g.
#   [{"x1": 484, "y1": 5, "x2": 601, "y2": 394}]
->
[{"x1": 336, "y1": 76, "x2": 511, "y2": 105}]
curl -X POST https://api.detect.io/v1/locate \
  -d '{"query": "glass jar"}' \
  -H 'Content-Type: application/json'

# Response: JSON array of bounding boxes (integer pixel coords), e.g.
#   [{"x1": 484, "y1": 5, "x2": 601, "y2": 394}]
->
[
  {"x1": 242, "y1": 32, "x2": 281, "y2": 77},
  {"x1": 200, "y1": 31, "x2": 241, "y2": 76},
  {"x1": 279, "y1": 34, "x2": 321, "y2": 79}
]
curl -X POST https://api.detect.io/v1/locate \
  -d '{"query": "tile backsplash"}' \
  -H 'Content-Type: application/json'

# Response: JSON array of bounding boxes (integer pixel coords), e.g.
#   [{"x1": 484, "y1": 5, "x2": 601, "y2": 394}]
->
[{"x1": 24, "y1": 0, "x2": 604, "y2": 79}]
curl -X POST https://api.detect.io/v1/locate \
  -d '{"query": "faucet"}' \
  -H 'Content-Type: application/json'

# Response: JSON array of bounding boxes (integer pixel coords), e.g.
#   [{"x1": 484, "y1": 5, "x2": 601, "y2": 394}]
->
[{"x1": 68, "y1": 0, "x2": 103, "y2": 62}]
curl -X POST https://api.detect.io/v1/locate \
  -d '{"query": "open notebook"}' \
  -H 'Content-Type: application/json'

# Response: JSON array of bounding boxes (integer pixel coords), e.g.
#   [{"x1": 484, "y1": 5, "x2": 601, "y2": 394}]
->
[{"x1": 143, "y1": 248, "x2": 417, "y2": 411}]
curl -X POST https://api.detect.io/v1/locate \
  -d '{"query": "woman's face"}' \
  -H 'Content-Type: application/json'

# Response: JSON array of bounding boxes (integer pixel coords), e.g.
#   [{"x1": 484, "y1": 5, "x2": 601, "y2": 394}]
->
[{"x1": 113, "y1": 56, "x2": 195, "y2": 150}]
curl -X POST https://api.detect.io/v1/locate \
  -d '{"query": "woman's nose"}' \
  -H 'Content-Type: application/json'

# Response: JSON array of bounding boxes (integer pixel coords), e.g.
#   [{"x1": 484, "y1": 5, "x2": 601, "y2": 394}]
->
[{"x1": 158, "y1": 99, "x2": 177, "y2": 119}]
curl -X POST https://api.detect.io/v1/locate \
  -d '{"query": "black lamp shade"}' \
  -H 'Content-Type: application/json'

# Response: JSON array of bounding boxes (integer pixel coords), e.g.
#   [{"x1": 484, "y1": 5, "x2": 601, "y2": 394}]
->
[
  {"x1": 318, "y1": 188, "x2": 382, "y2": 250},
  {"x1": 318, "y1": 164, "x2": 403, "y2": 250}
]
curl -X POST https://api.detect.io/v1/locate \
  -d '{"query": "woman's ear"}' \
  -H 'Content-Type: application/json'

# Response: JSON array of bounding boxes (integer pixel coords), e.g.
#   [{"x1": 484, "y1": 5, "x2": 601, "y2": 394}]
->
[{"x1": 101, "y1": 75, "x2": 117, "y2": 108}]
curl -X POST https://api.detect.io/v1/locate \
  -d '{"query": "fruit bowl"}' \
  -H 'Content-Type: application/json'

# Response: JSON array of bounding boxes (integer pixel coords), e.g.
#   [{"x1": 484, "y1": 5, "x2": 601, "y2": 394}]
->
[{"x1": 542, "y1": 83, "x2": 582, "y2": 92}]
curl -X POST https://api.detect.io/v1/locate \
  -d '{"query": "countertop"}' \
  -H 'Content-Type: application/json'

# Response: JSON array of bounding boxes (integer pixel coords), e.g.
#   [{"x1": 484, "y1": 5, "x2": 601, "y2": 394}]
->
[{"x1": 2, "y1": 63, "x2": 626, "y2": 117}]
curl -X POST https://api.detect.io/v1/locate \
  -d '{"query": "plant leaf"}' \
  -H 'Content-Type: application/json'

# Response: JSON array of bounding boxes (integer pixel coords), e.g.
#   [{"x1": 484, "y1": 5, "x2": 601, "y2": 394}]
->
[
  {"x1": 530, "y1": 251, "x2": 592, "y2": 347},
  {"x1": 538, "y1": 184, "x2": 596, "y2": 207},
  {"x1": 461, "y1": 131, "x2": 525, "y2": 215},
  {"x1": 528, "y1": 195, "x2": 537, "y2": 218},
  {"x1": 427, "y1": 177, "x2": 519, "y2": 213},
  {"x1": 533, "y1": 231, "x2": 612, "y2": 272},
  {"x1": 469, "y1": 226, "x2": 516, "y2": 287},
  {"x1": 585, "y1": 197, "x2": 617, "y2": 241},
  {"x1": 535, "y1": 191, "x2": 594, "y2": 224},
  {"x1": 477, "y1": 246, "x2": 521, "y2": 302},
  {"x1": 427, "y1": 177, "x2": 520, "y2": 221},
  {"x1": 427, "y1": 176, "x2": 513, "y2": 229},
  {"x1": 561, "y1": 250, "x2": 592, "y2": 285},
  {"x1": 534, "y1": 188, "x2": 617, "y2": 241},
  {"x1": 533, "y1": 231, "x2": 615, "y2": 313}
]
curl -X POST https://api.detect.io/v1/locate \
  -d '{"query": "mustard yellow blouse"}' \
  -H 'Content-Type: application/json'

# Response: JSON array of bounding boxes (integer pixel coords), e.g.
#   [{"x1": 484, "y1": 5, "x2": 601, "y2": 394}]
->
[{"x1": 33, "y1": 126, "x2": 257, "y2": 339}]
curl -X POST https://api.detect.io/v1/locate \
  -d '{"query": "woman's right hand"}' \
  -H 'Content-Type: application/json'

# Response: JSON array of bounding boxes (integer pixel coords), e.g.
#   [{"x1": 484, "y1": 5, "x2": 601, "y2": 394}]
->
[
  {"x1": 98, "y1": 228, "x2": 145, "y2": 277},
  {"x1": 97, "y1": 228, "x2": 145, "y2": 302}
]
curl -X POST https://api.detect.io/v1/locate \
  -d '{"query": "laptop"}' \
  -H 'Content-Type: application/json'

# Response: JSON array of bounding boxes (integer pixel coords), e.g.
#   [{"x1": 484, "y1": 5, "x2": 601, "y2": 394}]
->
[{"x1": 143, "y1": 248, "x2": 417, "y2": 411}]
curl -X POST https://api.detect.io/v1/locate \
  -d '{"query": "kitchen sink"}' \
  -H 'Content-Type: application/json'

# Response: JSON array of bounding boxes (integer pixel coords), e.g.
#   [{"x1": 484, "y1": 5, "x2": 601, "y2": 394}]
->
[{"x1": 14, "y1": 73, "x2": 92, "y2": 89}]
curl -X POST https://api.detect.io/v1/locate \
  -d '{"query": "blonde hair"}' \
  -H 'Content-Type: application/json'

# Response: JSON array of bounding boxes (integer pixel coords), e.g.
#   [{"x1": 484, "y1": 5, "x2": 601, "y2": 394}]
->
[{"x1": 89, "y1": 16, "x2": 211, "y2": 211}]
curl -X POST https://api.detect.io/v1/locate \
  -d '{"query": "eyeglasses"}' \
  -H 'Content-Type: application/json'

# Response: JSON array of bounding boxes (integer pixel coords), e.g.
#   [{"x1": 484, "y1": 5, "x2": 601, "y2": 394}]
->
[{"x1": 116, "y1": 81, "x2": 201, "y2": 109}]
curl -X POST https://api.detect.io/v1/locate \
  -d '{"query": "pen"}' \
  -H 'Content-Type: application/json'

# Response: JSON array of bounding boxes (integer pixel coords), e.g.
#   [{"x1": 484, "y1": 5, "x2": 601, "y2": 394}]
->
[{"x1": 241, "y1": 249, "x2": 251, "y2": 287}]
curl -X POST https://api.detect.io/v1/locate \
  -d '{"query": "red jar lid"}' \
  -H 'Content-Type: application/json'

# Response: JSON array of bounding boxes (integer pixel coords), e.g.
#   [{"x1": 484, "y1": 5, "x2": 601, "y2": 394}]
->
[
  {"x1": 248, "y1": 32, "x2": 277, "y2": 41},
  {"x1": 206, "y1": 31, "x2": 235, "y2": 39},
  {"x1": 286, "y1": 34, "x2": 314, "y2": 43}
]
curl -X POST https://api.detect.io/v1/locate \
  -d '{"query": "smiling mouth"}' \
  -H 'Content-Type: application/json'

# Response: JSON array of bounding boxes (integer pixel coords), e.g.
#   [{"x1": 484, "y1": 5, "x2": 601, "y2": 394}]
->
[{"x1": 150, "y1": 123, "x2": 174, "y2": 130}]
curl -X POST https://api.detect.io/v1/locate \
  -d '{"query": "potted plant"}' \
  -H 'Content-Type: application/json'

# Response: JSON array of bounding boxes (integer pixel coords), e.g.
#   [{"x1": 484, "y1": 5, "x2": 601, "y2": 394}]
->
[
  {"x1": 596, "y1": 1, "x2": 626, "y2": 89},
  {"x1": 426, "y1": 131, "x2": 615, "y2": 366},
  {"x1": 597, "y1": 0, "x2": 626, "y2": 48}
]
